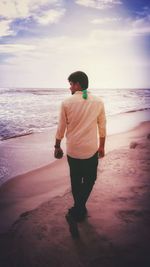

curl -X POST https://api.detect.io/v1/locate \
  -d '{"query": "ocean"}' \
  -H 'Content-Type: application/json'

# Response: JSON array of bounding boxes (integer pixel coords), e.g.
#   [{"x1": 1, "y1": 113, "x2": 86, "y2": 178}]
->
[
  {"x1": 0, "y1": 87, "x2": 150, "y2": 186},
  {"x1": 0, "y1": 88, "x2": 150, "y2": 141}
]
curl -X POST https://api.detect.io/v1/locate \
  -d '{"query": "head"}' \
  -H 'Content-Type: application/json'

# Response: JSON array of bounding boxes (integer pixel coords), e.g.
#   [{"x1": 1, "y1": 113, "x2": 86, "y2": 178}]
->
[{"x1": 68, "y1": 71, "x2": 89, "y2": 95}]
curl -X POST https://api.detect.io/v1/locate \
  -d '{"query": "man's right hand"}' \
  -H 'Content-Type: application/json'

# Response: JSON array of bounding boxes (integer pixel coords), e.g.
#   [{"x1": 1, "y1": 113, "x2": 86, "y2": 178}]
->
[
  {"x1": 98, "y1": 147, "x2": 105, "y2": 158},
  {"x1": 54, "y1": 147, "x2": 64, "y2": 159}
]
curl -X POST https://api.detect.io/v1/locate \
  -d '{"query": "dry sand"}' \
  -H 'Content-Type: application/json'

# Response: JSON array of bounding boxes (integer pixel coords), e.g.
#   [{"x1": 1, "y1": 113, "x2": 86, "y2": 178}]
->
[{"x1": 0, "y1": 121, "x2": 150, "y2": 267}]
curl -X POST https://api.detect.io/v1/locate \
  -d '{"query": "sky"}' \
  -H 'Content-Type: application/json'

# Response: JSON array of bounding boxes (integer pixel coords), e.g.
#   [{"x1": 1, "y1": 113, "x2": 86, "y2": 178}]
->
[{"x1": 0, "y1": 0, "x2": 150, "y2": 89}]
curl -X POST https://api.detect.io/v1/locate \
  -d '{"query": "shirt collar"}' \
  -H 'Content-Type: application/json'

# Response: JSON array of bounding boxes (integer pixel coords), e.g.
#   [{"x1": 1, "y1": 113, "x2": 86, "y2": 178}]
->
[{"x1": 74, "y1": 90, "x2": 90, "y2": 94}]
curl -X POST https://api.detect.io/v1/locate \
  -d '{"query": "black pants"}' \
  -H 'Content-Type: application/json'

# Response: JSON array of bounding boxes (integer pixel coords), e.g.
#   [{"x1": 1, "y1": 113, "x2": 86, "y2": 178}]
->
[{"x1": 67, "y1": 151, "x2": 98, "y2": 211}]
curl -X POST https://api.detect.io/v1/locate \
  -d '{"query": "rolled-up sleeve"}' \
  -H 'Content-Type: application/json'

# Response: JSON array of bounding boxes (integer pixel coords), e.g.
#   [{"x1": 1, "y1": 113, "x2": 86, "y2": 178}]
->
[
  {"x1": 97, "y1": 101, "x2": 106, "y2": 138},
  {"x1": 55, "y1": 102, "x2": 67, "y2": 140}
]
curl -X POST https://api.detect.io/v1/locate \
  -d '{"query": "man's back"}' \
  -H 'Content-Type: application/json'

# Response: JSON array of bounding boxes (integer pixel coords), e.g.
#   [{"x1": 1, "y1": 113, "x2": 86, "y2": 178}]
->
[{"x1": 56, "y1": 91, "x2": 106, "y2": 159}]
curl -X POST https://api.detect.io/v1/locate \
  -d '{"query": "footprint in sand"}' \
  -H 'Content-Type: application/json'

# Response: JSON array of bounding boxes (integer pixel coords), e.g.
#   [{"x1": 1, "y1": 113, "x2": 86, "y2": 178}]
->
[
  {"x1": 117, "y1": 209, "x2": 150, "y2": 224},
  {"x1": 34, "y1": 225, "x2": 48, "y2": 240},
  {"x1": 130, "y1": 185, "x2": 150, "y2": 195}
]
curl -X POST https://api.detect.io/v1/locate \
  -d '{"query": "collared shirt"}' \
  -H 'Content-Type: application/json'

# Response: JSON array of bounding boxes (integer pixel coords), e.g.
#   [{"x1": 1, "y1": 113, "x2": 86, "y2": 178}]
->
[{"x1": 56, "y1": 91, "x2": 106, "y2": 159}]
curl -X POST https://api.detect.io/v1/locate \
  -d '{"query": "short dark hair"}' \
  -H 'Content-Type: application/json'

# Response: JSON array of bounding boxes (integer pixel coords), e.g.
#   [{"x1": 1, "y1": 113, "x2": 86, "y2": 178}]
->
[{"x1": 68, "y1": 71, "x2": 88, "y2": 90}]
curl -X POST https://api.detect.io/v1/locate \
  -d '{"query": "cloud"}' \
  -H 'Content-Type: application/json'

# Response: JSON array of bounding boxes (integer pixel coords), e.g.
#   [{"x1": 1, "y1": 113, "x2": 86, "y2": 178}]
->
[
  {"x1": 0, "y1": 1, "x2": 149, "y2": 88},
  {"x1": 0, "y1": 25, "x2": 142, "y2": 65},
  {"x1": 1, "y1": 13, "x2": 149, "y2": 60},
  {"x1": 0, "y1": 0, "x2": 59, "y2": 19},
  {"x1": 75, "y1": 0, "x2": 122, "y2": 10},
  {"x1": 0, "y1": 0, "x2": 65, "y2": 37},
  {"x1": 0, "y1": 44, "x2": 36, "y2": 54},
  {"x1": 35, "y1": 8, "x2": 65, "y2": 25},
  {"x1": 126, "y1": 15, "x2": 150, "y2": 36},
  {"x1": 0, "y1": 20, "x2": 14, "y2": 37},
  {"x1": 91, "y1": 14, "x2": 150, "y2": 36},
  {"x1": 135, "y1": 5, "x2": 150, "y2": 17},
  {"x1": 0, "y1": 25, "x2": 148, "y2": 88},
  {"x1": 91, "y1": 17, "x2": 121, "y2": 24}
]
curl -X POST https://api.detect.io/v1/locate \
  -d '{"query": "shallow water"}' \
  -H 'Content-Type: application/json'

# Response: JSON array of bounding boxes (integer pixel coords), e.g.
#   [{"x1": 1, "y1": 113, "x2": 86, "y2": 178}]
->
[{"x1": 0, "y1": 88, "x2": 149, "y2": 140}]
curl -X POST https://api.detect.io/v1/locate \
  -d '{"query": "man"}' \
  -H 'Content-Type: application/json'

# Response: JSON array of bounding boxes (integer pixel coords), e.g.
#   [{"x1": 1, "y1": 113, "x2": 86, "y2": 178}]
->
[{"x1": 54, "y1": 71, "x2": 106, "y2": 222}]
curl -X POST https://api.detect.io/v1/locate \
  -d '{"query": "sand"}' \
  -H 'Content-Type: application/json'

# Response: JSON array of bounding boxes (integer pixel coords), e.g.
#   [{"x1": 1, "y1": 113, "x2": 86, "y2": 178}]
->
[
  {"x1": 0, "y1": 121, "x2": 150, "y2": 267},
  {"x1": 1, "y1": 108, "x2": 150, "y2": 185}
]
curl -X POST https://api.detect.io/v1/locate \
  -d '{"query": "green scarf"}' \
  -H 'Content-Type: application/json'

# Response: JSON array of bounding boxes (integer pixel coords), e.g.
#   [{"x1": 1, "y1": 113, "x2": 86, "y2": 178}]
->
[{"x1": 82, "y1": 89, "x2": 88, "y2": 100}]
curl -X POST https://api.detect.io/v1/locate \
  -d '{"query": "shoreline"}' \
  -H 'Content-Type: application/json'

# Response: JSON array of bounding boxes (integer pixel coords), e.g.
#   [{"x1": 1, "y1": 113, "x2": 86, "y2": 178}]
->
[
  {"x1": 0, "y1": 108, "x2": 150, "y2": 186},
  {"x1": 1, "y1": 108, "x2": 150, "y2": 142}
]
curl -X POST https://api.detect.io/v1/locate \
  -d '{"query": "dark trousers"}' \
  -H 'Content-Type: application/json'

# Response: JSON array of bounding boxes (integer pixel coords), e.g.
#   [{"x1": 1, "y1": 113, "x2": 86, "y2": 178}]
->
[{"x1": 67, "y1": 151, "x2": 98, "y2": 211}]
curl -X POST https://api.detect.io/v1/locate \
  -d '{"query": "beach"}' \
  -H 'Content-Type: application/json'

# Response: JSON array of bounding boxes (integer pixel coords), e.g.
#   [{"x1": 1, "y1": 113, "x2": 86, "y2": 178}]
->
[
  {"x1": 0, "y1": 0, "x2": 150, "y2": 264},
  {"x1": 0, "y1": 119, "x2": 150, "y2": 267}
]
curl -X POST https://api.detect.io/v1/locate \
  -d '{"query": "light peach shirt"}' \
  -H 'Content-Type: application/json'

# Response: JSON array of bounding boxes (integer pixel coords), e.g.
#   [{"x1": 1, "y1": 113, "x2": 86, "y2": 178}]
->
[{"x1": 56, "y1": 91, "x2": 106, "y2": 159}]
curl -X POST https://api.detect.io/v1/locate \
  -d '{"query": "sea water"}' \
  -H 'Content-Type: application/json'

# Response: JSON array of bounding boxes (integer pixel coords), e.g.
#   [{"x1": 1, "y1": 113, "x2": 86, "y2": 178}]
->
[
  {"x1": 0, "y1": 88, "x2": 150, "y2": 185},
  {"x1": 0, "y1": 88, "x2": 150, "y2": 140}
]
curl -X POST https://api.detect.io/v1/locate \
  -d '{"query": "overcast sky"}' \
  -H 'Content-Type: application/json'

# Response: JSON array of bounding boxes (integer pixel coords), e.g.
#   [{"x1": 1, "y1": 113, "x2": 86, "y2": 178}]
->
[{"x1": 0, "y1": 0, "x2": 150, "y2": 89}]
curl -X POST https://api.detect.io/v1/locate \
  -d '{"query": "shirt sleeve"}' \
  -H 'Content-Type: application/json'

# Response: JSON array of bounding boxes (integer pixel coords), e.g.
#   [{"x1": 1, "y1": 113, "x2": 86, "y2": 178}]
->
[
  {"x1": 97, "y1": 101, "x2": 106, "y2": 138},
  {"x1": 55, "y1": 102, "x2": 67, "y2": 140}
]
